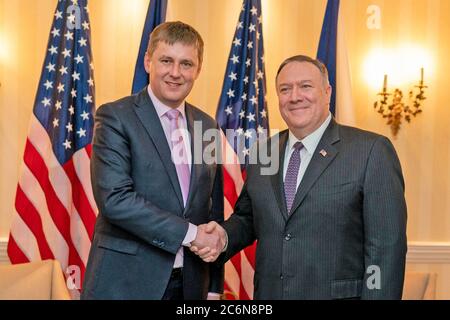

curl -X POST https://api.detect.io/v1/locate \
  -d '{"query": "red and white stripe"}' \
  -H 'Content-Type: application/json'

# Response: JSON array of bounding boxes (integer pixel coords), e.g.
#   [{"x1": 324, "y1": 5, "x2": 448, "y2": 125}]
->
[
  {"x1": 221, "y1": 131, "x2": 255, "y2": 300},
  {"x1": 7, "y1": 115, "x2": 97, "y2": 297}
]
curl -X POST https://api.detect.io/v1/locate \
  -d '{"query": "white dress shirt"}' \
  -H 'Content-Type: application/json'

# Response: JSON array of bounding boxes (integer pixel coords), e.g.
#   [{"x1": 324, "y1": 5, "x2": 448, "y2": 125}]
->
[{"x1": 283, "y1": 113, "x2": 332, "y2": 190}]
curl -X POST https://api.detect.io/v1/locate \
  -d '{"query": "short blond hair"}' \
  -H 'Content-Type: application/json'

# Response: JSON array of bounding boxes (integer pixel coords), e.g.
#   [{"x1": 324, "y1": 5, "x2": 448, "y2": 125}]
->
[{"x1": 147, "y1": 21, "x2": 204, "y2": 67}]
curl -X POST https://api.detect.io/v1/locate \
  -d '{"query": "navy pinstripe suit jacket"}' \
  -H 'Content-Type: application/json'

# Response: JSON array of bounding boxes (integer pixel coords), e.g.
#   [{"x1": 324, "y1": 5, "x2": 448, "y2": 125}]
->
[
  {"x1": 82, "y1": 88, "x2": 224, "y2": 299},
  {"x1": 222, "y1": 119, "x2": 407, "y2": 299}
]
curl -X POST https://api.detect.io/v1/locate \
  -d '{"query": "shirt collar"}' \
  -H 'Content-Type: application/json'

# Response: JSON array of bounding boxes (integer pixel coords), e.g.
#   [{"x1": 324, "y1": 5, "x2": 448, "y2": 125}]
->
[
  {"x1": 287, "y1": 113, "x2": 332, "y2": 155},
  {"x1": 147, "y1": 85, "x2": 186, "y2": 119}
]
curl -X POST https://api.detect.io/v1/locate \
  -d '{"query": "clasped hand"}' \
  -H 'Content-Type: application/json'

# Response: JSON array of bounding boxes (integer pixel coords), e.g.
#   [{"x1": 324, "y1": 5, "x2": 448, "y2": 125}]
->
[{"x1": 190, "y1": 222, "x2": 226, "y2": 263}]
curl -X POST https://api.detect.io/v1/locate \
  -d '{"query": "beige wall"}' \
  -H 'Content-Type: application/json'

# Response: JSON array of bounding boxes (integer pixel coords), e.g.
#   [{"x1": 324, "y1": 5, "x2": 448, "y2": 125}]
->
[{"x1": 1, "y1": 0, "x2": 450, "y2": 298}]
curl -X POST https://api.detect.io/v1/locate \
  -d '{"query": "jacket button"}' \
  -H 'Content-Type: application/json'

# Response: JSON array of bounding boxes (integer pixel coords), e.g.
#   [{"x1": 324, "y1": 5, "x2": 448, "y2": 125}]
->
[
  {"x1": 285, "y1": 234, "x2": 292, "y2": 241},
  {"x1": 280, "y1": 275, "x2": 284, "y2": 280}
]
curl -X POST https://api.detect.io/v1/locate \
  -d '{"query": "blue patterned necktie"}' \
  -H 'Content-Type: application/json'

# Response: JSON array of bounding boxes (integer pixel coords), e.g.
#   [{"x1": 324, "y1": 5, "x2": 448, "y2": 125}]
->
[{"x1": 284, "y1": 141, "x2": 303, "y2": 214}]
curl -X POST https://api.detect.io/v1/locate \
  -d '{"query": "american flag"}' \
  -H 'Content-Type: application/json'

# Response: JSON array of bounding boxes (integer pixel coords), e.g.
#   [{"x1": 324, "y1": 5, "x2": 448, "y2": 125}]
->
[
  {"x1": 216, "y1": 0, "x2": 269, "y2": 300},
  {"x1": 7, "y1": 0, "x2": 97, "y2": 298}
]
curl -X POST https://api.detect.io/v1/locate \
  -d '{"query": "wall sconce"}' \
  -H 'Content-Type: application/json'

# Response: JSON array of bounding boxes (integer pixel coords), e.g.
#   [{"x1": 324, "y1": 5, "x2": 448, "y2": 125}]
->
[{"x1": 374, "y1": 68, "x2": 427, "y2": 137}]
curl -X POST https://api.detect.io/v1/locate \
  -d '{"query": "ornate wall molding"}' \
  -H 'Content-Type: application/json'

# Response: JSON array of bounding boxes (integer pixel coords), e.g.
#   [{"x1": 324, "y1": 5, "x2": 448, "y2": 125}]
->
[
  {"x1": 1, "y1": 239, "x2": 450, "y2": 265},
  {"x1": 407, "y1": 241, "x2": 450, "y2": 264}
]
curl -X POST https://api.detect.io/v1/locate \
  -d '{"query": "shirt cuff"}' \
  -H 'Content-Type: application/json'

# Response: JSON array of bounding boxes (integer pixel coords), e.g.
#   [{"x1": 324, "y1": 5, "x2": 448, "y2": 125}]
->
[
  {"x1": 207, "y1": 292, "x2": 221, "y2": 300},
  {"x1": 182, "y1": 223, "x2": 197, "y2": 247},
  {"x1": 222, "y1": 230, "x2": 228, "y2": 252}
]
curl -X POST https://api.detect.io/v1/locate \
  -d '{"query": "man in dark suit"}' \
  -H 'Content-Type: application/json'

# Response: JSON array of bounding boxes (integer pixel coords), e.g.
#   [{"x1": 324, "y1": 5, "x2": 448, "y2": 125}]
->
[
  {"x1": 82, "y1": 21, "x2": 225, "y2": 300},
  {"x1": 192, "y1": 55, "x2": 407, "y2": 299}
]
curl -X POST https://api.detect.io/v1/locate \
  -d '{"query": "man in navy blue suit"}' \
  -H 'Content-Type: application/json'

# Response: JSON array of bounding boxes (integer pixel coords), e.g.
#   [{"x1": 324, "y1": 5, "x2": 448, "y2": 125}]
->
[
  {"x1": 82, "y1": 21, "x2": 225, "y2": 300},
  {"x1": 193, "y1": 55, "x2": 407, "y2": 300}
]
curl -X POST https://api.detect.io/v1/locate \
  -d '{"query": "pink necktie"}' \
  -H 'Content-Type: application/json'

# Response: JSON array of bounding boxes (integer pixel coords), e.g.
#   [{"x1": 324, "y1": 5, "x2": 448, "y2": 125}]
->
[{"x1": 166, "y1": 109, "x2": 191, "y2": 206}]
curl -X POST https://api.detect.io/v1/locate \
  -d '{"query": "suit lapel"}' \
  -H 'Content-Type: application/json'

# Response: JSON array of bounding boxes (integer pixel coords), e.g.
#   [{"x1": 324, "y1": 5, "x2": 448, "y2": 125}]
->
[
  {"x1": 287, "y1": 119, "x2": 340, "y2": 221},
  {"x1": 133, "y1": 88, "x2": 184, "y2": 210},
  {"x1": 270, "y1": 130, "x2": 290, "y2": 220}
]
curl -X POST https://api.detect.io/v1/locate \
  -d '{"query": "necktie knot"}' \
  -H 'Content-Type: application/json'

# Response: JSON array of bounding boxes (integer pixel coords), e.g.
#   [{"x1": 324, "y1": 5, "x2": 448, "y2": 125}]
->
[
  {"x1": 293, "y1": 141, "x2": 304, "y2": 151},
  {"x1": 166, "y1": 109, "x2": 183, "y2": 144},
  {"x1": 166, "y1": 109, "x2": 180, "y2": 122}
]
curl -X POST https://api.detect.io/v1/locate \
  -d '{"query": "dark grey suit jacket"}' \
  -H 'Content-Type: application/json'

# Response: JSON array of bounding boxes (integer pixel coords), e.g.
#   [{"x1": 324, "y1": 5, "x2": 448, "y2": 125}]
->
[
  {"x1": 221, "y1": 119, "x2": 407, "y2": 299},
  {"x1": 81, "y1": 88, "x2": 224, "y2": 299}
]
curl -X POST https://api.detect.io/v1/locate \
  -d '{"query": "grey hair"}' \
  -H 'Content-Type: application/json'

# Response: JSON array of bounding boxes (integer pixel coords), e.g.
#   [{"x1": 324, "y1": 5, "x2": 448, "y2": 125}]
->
[{"x1": 276, "y1": 55, "x2": 330, "y2": 86}]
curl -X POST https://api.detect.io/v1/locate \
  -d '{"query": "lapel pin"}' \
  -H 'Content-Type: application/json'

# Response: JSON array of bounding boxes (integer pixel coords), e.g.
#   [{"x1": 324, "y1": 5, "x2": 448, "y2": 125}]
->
[{"x1": 319, "y1": 149, "x2": 327, "y2": 157}]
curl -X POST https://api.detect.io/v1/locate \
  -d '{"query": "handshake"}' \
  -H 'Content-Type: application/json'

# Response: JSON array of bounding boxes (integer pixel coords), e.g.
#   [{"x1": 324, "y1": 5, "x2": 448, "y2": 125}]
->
[{"x1": 190, "y1": 222, "x2": 227, "y2": 263}]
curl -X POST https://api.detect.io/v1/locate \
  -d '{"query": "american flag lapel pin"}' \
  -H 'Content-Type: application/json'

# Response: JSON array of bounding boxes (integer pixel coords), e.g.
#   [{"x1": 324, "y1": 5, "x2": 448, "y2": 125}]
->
[{"x1": 319, "y1": 149, "x2": 327, "y2": 157}]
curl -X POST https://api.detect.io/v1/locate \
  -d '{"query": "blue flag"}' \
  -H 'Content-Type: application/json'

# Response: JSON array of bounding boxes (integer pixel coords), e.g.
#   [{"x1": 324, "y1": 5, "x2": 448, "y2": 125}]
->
[
  {"x1": 131, "y1": 0, "x2": 168, "y2": 94},
  {"x1": 317, "y1": 0, "x2": 339, "y2": 116}
]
